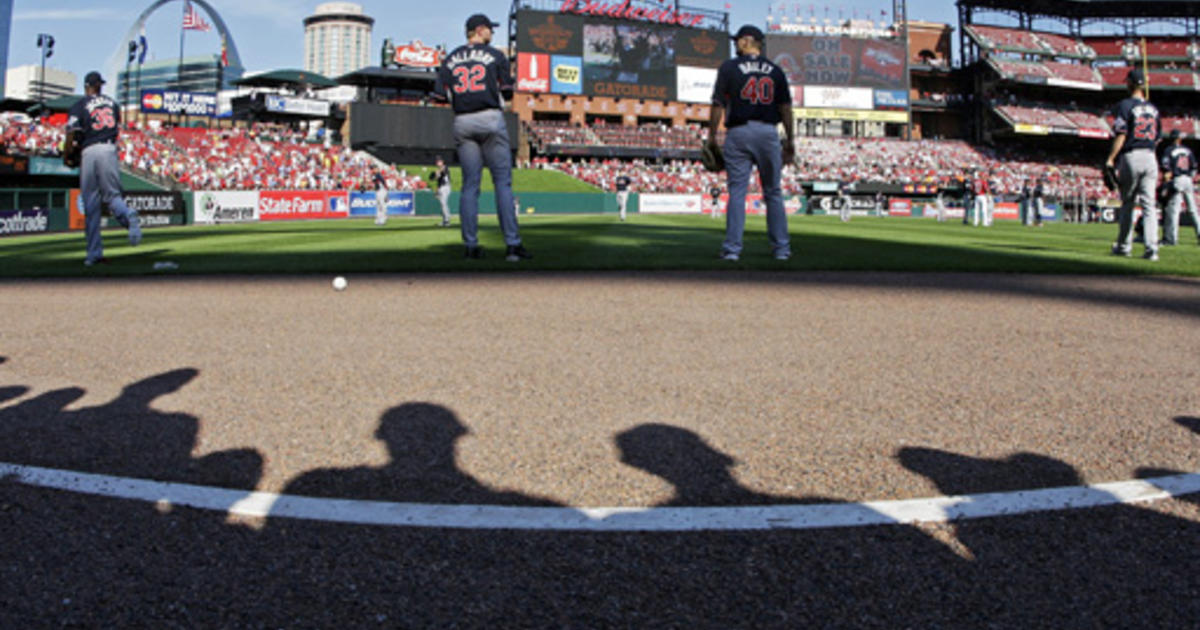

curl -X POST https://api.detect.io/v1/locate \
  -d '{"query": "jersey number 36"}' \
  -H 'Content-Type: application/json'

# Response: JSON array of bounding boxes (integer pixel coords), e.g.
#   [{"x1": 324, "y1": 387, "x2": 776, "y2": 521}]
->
[{"x1": 92, "y1": 107, "x2": 115, "y2": 131}]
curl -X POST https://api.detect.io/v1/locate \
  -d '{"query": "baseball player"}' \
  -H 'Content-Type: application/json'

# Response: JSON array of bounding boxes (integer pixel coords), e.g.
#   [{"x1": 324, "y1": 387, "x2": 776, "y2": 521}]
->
[
  {"x1": 1019, "y1": 179, "x2": 1033, "y2": 226},
  {"x1": 961, "y1": 172, "x2": 974, "y2": 225},
  {"x1": 1160, "y1": 129, "x2": 1200, "y2": 245},
  {"x1": 1032, "y1": 178, "x2": 1045, "y2": 227},
  {"x1": 972, "y1": 174, "x2": 988, "y2": 226},
  {"x1": 64, "y1": 71, "x2": 140, "y2": 266},
  {"x1": 430, "y1": 157, "x2": 452, "y2": 227},
  {"x1": 372, "y1": 170, "x2": 388, "y2": 226},
  {"x1": 434, "y1": 13, "x2": 530, "y2": 261},
  {"x1": 709, "y1": 183, "x2": 722, "y2": 219},
  {"x1": 838, "y1": 181, "x2": 852, "y2": 223},
  {"x1": 1106, "y1": 68, "x2": 1162, "y2": 260},
  {"x1": 614, "y1": 172, "x2": 631, "y2": 221},
  {"x1": 707, "y1": 24, "x2": 794, "y2": 261}
]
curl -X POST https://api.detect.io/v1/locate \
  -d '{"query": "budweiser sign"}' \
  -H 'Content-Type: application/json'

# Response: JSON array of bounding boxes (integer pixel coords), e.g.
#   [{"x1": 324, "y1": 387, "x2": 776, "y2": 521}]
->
[
  {"x1": 394, "y1": 41, "x2": 441, "y2": 68},
  {"x1": 558, "y1": 0, "x2": 705, "y2": 28}
]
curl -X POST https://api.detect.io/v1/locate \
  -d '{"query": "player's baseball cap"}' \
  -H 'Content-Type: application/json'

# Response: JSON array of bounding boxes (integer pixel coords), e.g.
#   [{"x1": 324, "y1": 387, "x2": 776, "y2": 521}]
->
[
  {"x1": 466, "y1": 14, "x2": 500, "y2": 33},
  {"x1": 1125, "y1": 68, "x2": 1146, "y2": 86},
  {"x1": 731, "y1": 25, "x2": 765, "y2": 42},
  {"x1": 84, "y1": 71, "x2": 105, "y2": 87},
  {"x1": 1169, "y1": 129, "x2": 1184, "y2": 140}
]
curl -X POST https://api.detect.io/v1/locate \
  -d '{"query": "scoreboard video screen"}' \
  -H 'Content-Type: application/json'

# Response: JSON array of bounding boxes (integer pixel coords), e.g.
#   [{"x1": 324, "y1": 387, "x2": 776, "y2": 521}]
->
[
  {"x1": 515, "y1": 9, "x2": 727, "y2": 102},
  {"x1": 764, "y1": 33, "x2": 909, "y2": 121}
]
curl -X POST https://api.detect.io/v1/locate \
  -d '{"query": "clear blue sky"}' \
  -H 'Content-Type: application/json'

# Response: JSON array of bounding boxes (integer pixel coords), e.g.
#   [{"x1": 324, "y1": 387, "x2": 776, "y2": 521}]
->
[{"x1": 7, "y1": 0, "x2": 958, "y2": 89}]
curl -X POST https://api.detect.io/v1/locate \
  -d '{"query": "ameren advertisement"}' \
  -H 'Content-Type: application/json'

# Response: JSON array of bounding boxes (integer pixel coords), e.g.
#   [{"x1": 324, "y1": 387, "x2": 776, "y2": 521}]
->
[
  {"x1": 258, "y1": 190, "x2": 348, "y2": 221},
  {"x1": 195, "y1": 190, "x2": 259, "y2": 223}
]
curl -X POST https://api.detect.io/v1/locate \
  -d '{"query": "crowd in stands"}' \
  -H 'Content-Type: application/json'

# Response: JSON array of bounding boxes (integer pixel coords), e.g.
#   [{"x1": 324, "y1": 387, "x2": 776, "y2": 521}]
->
[
  {"x1": 533, "y1": 137, "x2": 1112, "y2": 201},
  {"x1": 968, "y1": 24, "x2": 1096, "y2": 58},
  {"x1": 527, "y1": 120, "x2": 710, "y2": 152},
  {"x1": 117, "y1": 125, "x2": 420, "y2": 192},
  {"x1": 1, "y1": 114, "x2": 66, "y2": 157}
]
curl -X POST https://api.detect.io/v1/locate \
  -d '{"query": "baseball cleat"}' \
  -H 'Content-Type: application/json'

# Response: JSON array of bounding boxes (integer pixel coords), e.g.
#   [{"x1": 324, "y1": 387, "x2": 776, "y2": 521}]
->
[
  {"x1": 1143, "y1": 249, "x2": 1159, "y2": 261},
  {"x1": 505, "y1": 244, "x2": 533, "y2": 262},
  {"x1": 1110, "y1": 244, "x2": 1131, "y2": 257},
  {"x1": 720, "y1": 251, "x2": 739, "y2": 261},
  {"x1": 773, "y1": 251, "x2": 791, "y2": 261},
  {"x1": 83, "y1": 257, "x2": 110, "y2": 266},
  {"x1": 464, "y1": 246, "x2": 483, "y2": 259}
]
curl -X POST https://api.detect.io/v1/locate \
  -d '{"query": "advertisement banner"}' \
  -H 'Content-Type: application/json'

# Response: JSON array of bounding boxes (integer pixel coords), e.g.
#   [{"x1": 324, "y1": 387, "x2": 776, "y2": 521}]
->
[
  {"x1": 888, "y1": 198, "x2": 912, "y2": 217},
  {"x1": 517, "y1": 11, "x2": 585, "y2": 56},
  {"x1": 349, "y1": 191, "x2": 415, "y2": 216},
  {"x1": 258, "y1": 190, "x2": 348, "y2": 221},
  {"x1": 993, "y1": 202, "x2": 1019, "y2": 221},
  {"x1": 639, "y1": 193, "x2": 703, "y2": 214},
  {"x1": 768, "y1": 35, "x2": 907, "y2": 90},
  {"x1": 195, "y1": 190, "x2": 259, "y2": 224},
  {"x1": 30, "y1": 156, "x2": 77, "y2": 176},
  {"x1": 676, "y1": 66, "x2": 717, "y2": 104},
  {"x1": 803, "y1": 86, "x2": 874, "y2": 110},
  {"x1": 584, "y1": 21, "x2": 675, "y2": 101},
  {"x1": 711, "y1": 194, "x2": 802, "y2": 215},
  {"x1": 264, "y1": 95, "x2": 331, "y2": 117},
  {"x1": 551, "y1": 55, "x2": 584, "y2": 94},
  {"x1": 795, "y1": 108, "x2": 907, "y2": 122},
  {"x1": 0, "y1": 209, "x2": 50, "y2": 237},
  {"x1": 141, "y1": 90, "x2": 218, "y2": 117},
  {"x1": 518, "y1": 52, "x2": 551, "y2": 93},
  {"x1": 874, "y1": 89, "x2": 909, "y2": 110},
  {"x1": 393, "y1": 41, "x2": 442, "y2": 68},
  {"x1": 674, "y1": 28, "x2": 727, "y2": 68},
  {"x1": 69, "y1": 190, "x2": 185, "y2": 229}
]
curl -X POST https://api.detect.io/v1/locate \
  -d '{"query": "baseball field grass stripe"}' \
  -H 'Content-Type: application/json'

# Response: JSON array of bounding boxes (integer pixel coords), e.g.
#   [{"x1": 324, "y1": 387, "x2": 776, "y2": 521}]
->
[{"x1": 3, "y1": 461, "x2": 1197, "y2": 531}]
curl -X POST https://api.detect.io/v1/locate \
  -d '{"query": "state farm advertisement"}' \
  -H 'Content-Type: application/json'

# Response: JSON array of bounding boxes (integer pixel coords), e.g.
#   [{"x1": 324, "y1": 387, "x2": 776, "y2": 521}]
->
[
  {"x1": 517, "y1": 53, "x2": 551, "y2": 93},
  {"x1": 258, "y1": 190, "x2": 348, "y2": 221}
]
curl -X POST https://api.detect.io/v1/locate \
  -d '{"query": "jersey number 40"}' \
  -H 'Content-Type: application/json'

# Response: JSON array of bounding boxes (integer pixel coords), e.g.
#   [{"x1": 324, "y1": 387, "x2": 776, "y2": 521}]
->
[{"x1": 739, "y1": 77, "x2": 775, "y2": 105}]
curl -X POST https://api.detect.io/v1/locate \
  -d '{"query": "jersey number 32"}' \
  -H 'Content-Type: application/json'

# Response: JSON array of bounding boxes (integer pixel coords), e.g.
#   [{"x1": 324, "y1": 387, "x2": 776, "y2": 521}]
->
[{"x1": 453, "y1": 65, "x2": 487, "y2": 94}]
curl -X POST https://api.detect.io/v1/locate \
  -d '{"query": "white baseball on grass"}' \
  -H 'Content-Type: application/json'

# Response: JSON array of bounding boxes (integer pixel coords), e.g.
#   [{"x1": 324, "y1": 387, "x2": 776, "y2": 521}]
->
[{"x1": 332, "y1": 276, "x2": 347, "y2": 291}]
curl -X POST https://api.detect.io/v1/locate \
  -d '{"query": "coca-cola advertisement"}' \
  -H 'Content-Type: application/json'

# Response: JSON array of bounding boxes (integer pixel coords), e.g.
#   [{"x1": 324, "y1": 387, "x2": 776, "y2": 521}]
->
[
  {"x1": 394, "y1": 41, "x2": 442, "y2": 68},
  {"x1": 258, "y1": 191, "x2": 349, "y2": 221},
  {"x1": 518, "y1": 53, "x2": 551, "y2": 93}
]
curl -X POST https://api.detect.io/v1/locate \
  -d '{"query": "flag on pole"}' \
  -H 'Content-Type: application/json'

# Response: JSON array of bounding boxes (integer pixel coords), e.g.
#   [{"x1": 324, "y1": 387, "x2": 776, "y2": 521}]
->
[
  {"x1": 183, "y1": 1, "x2": 212, "y2": 32},
  {"x1": 138, "y1": 30, "x2": 148, "y2": 65},
  {"x1": 221, "y1": 35, "x2": 229, "y2": 67}
]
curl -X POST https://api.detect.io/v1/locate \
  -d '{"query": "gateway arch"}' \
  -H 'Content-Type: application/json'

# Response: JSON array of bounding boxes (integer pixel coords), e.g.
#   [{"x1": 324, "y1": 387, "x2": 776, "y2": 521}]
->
[{"x1": 105, "y1": 0, "x2": 244, "y2": 87}]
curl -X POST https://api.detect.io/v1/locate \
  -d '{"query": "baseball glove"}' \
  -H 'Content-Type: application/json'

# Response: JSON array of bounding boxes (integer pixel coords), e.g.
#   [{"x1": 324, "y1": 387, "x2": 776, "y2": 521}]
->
[
  {"x1": 701, "y1": 142, "x2": 725, "y2": 173},
  {"x1": 62, "y1": 130, "x2": 82, "y2": 169},
  {"x1": 1102, "y1": 163, "x2": 1119, "y2": 192}
]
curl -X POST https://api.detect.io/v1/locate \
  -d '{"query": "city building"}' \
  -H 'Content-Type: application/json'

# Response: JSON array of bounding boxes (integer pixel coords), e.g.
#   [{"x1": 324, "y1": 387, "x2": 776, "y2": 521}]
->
[
  {"x1": 0, "y1": 0, "x2": 12, "y2": 97},
  {"x1": 115, "y1": 55, "x2": 244, "y2": 106},
  {"x1": 5, "y1": 64, "x2": 76, "y2": 102},
  {"x1": 304, "y1": 2, "x2": 373, "y2": 80}
]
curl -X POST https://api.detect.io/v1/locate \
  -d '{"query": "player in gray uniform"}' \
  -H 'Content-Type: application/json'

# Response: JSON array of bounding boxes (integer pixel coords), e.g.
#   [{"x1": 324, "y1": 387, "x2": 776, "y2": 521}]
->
[
  {"x1": 64, "y1": 71, "x2": 140, "y2": 266},
  {"x1": 430, "y1": 157, "x2": 453, "y2": 227},
  {"x1": 434, "y1": 14, "x2": 530, "y2": 261},
  {"x1": 614, "y1": 173, "x2": 631, "y2": 221},
  {"x1": 1106, "y1": 69, "x2": 1162, "y2": 261},
  {"x1": 707, "y1": 25, "x2": 794, "y2": 260},
  {"x1": 372, "y1": 170, "x2": 388, "y2": 226},
  {"x1": 1160, "y1": 129, "x2": 1200, "y2": 245}
]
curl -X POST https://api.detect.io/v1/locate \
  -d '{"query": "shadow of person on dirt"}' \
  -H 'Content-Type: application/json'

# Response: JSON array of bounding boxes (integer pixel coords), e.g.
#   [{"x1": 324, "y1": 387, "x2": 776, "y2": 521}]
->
[
  {"x1": 898, "y1": 444, "x2": 1200, "y2": 627},
  {"x1": 279, "y1": 401, "x2": 559, "y2": 506},
  {"x1": 1136, "y1": 416, "x2": 1200, "y2": 508},
  {"x1": 0, "y1": 368, "x2": 261, "y2": 489}
]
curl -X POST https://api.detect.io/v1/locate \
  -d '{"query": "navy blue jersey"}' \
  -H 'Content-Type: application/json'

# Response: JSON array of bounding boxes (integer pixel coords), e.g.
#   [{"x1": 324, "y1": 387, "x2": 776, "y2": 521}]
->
[
  {"x1": 1110, "y1": 97, "x2": 1161, "y2": 154},
  {"x1": 711, "y1": 54, "x2": 791, "y2": 128},
  {"x1": 372, "y1": 172, "x2": 386, "y2": 189},
  {"x1": 615, "y1": 175, "x2": 631, "y2": 191},
  {"x1": 436, "y1": 44, "x2": 512, "y2": 114},
  {"x1": 66, "y1": 94, "x2": 119, "y2": 148},
  {"x1": 710, "y1": 186, "x2": 721, "y2": 198},
  {"x1": 432, "y1": 167, "x2": 451, "y2": 187},
  {"x1": 1162, "y1": 144, "x2": 1196, "y2": 177}
]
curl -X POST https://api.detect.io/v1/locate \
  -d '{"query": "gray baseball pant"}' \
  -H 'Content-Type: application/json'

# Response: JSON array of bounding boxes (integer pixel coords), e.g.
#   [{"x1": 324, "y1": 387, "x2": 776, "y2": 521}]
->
[
  {"x1": 722, "y1": 121, "x2": 789, "y2": 257},
  {"x1": 454, "y1": 109, "x2": 520, "y2": 248},
  {"x1": 1164, "y1": 175, "x2": 1199, "y2": 244},
  {"x1": 81, "y1": 143, "x2": 136, "y2": 262},
  {"x1": 438, "y1": 185, "x2": 452, "y2": 224},
  {"x1": 1115, "y1": 149, "x2": 1159, "y2": 253}
]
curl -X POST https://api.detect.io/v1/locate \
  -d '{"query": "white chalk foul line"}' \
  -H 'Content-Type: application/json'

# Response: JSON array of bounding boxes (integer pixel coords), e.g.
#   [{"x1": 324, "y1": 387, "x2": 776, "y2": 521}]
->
[{"x1": 2, "y1": 462, "x2": 1199, "y2": 532}]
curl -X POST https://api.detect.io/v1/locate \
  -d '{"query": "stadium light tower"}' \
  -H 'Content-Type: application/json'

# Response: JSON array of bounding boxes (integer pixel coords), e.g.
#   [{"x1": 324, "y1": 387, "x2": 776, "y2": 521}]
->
[
  {"x1": 892, "y1": 0, "x2": 911, "y2": 140},
  {"x1": 36, "y1": 33, "x2": 54, "y2": 114}
]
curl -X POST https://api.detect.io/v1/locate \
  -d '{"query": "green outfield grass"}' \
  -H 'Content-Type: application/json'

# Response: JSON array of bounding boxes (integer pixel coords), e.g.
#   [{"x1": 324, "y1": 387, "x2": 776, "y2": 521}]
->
[
  {"x1": 1, "y1": 215, "x2": 1198, "y2": 278},
  {"x1": 399, "y1": 165, "x2": 601, "y2": 193}
]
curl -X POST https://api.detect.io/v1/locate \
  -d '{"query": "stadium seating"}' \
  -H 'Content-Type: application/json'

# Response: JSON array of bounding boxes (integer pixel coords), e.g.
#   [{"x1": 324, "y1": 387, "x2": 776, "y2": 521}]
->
[
  {"x1": 969, "y1": 25, "x2": 1044, "y2": 53},
  {"x1": 1036, "y1": 31, "x2": 1093, "y2": 57},
  {"x1": 1085, "y1": 38, "x2": 1128, "y2": 58},
  {"x1": 1041, "y1": 61, "x2": 1101, "y2": 85}
]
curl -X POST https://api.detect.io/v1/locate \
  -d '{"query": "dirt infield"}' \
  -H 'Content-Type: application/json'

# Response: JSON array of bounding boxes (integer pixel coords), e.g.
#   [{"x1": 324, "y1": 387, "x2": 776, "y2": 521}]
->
[
  {"x1": 2, "y1": 272, "x2": 1197, "y2": 503},
  {"x1": 2, "y1": 272, "x2": 1198, "y2": 626}
]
